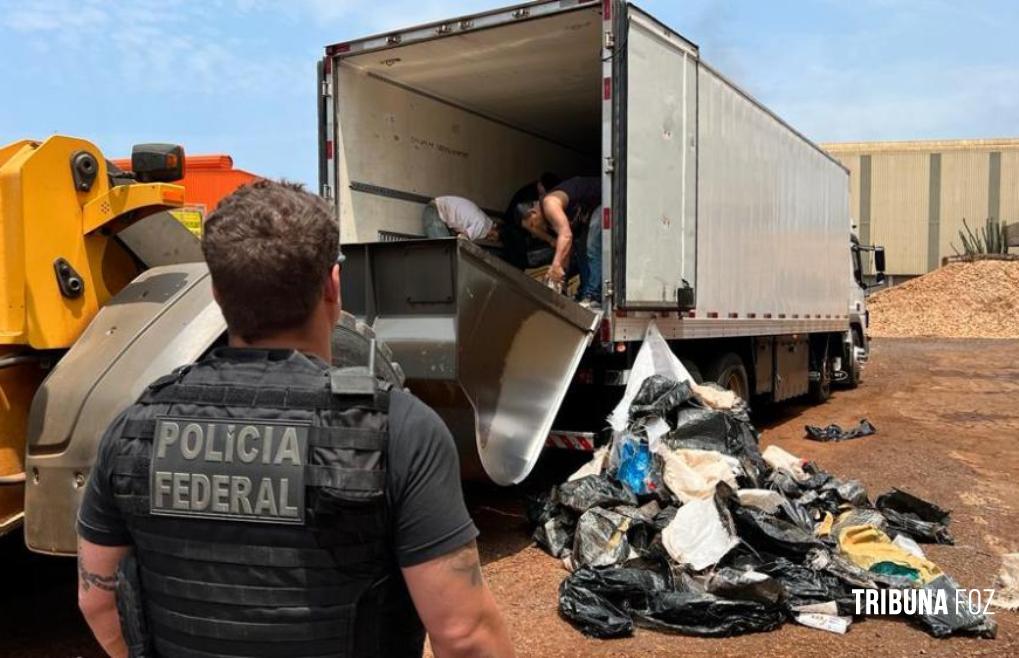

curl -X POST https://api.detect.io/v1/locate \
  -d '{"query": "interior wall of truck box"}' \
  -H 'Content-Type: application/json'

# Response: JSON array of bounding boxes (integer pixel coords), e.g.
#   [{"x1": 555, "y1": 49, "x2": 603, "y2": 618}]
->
[
  {"x1": 695, "y1": 65, "x2": 849, "y2": 319},
  {"x1": 333, "y1": 6, "x2": 603, "y2": 243}
]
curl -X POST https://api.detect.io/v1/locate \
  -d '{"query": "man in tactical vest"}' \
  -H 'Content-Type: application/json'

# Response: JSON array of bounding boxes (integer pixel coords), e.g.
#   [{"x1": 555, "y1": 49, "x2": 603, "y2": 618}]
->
[{"x1": 76, "y1": 180, "x2": 515, "y2": 658}]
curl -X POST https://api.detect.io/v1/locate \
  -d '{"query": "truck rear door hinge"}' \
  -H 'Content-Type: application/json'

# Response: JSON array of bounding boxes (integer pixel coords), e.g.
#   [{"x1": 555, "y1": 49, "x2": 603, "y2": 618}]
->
[
  {"x1": 604, "y1": 32, "x2": 615, "y2": 49},
  {"x1": 321, "y1": 79, "x2": 333, "y2": 98},
  {"x1": 321, "y1": 184, "x2": 334, "y2": 200},
  {"x1": 604, "y1": 156, "x2": 615, "y2": 173}
]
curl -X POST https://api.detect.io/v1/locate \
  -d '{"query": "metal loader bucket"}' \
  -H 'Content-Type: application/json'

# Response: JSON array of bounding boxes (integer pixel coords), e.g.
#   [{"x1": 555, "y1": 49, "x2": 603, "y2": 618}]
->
[{"x1": 341, "y1": 239, "x2": 600, "y2": 485}]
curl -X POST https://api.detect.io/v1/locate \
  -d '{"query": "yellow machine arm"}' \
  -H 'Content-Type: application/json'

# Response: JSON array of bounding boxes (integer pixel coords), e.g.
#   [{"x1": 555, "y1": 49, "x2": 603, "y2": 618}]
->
[{"x1": 0, "y1": 135, "x2": 184, "y2": 350}]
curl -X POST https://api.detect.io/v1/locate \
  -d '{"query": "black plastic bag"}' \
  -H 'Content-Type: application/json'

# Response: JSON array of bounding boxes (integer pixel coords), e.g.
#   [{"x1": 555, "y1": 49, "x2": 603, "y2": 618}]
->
[
  {"x1": 875, "y1": 488, "x2": 950, "y2": 524},
  {"x1": 567, "y1": 566, "x2": 669, "y2": 610},
  {"x1": 882, "y1": 508, "x2": 954, "y2": 545},
  {"x1": 705, "y1": 567, "x2": 786, "y2": 605},
  {"x1": 766, "y1": 470, "x2": 803, "y2": 498},
  {"x1": 756, "y1": 558, "x2": 855, "y2": 613},
  {"x1": 533, "y1": 512, "x2": 576, "y2": 558},
  {"x1": 778, "y1": 498, "x2": 815, "y2": 532},
  {"x1": 572, "y1": 508, "x2": 632, "y2": 568},
  {"x1": 527, "y1": 489, "x2": 577, "y2": 557},
  {"x1": 876, "y1": 488, "x2": 953, "y2": 544},
  {"x1": 730, "y1": 505, "x2": 819, "y2": 557},
  {"x1": 663, "y1": 406, "x2": 767, "y2": 486},
  {"x1": 834, "y1": 479, "x2": 870, "y2": 507},
  {"x1": 558, "y1": 475, "x2": 637, "y2": 514},
  {"x1": 911, "y1": 575, "x2": 997, "y2": 638},
  {"x1": 665, "y1": 406, "x2": 727, "y2": 444},
  {"x1": 628, "y1": 374, "x2": 693, "y2": 423},
  {"x1": 632, "y1": 590, "x2": 785, "y2": 636},
  {"x1": 652, "y1": 505, "x2": 678, "y2": 532},
  {"x1": 804, "y1": 418, "x2": 877, "y2": 442},
  {"x1": 558, "y1": 579, "x2": 633, "y2": 638},
  {"x1": 613, "y1": 505, "x2": 658, "y2": 555}
]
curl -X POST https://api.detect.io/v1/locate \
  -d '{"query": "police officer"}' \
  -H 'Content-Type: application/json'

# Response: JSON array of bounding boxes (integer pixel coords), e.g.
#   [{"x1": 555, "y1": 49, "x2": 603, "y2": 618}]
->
[{"x1": 77, "y1": 180, "x2": 515, "y2": 658}]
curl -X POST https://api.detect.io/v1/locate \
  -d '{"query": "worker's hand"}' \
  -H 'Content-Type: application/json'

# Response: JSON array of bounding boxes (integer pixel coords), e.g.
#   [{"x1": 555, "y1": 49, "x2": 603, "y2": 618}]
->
[{"x1": 548, "y1": 262, "x2": 566, "y2": 286}]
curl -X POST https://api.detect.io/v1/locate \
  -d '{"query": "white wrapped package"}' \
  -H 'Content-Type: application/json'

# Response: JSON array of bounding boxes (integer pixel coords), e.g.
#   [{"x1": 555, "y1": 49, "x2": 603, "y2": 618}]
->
[
  {"x1": 762, "y1": 444, "x2": 809, "y2": 482},
  {"x1": 737, "y1": 488, "x2": 787, "y2": 514},
  {"x1": 656, "y1": 447, "x2": 741, "y2": 503},
  {"x1": 661, "y1": 496, "x2": 737, "y2": 571}
]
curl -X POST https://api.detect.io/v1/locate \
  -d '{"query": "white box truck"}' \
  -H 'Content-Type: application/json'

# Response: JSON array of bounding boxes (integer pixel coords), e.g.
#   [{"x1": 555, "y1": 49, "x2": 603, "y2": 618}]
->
[{"x1": 319, "y1": 0, "x2": 885, "y2": 484}]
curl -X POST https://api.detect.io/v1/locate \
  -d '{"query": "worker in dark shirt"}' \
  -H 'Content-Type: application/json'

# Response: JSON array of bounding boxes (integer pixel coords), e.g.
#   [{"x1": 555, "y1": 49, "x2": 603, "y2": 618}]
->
[
  {"x1": 499, "y1": 173, "x2": 562, "y2": 269},
  {"x1": 76, "y1": 179, "x2": 514, "y2": 658},
  {"x1": 515, "y1": 176, "x2": 602, "y2": 307}
]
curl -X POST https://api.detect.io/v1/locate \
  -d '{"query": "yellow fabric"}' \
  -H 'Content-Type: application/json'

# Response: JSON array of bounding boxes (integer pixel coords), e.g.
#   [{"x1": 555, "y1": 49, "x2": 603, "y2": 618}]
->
[
  {"x1": 837, "y1": 524, "x2": 942, "y2": 584},
  {"x1": 816, "y1": 512, "x2": 834, "y2": 538}
]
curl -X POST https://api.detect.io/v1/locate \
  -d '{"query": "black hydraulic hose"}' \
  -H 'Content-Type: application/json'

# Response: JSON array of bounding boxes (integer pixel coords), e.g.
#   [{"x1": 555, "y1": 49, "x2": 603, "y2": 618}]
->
[{"x1": 0, "y1": 354, "x2": 42, "y2": 369}]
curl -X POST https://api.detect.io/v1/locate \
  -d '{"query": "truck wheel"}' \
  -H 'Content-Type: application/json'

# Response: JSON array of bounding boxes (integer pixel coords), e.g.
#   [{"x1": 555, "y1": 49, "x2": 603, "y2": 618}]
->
[
  {"x1": 844, "y1": 329, "x2": 863, "y2": 389},
  {"x1": 808, "y1": 343, "x2": 832, "y2": 403},
  {"x1": 331, "y1": 311, "x2": 406, "y2": 388},
  {"x1": 704, "y1": 352, "x2": 749, "y2": 400}
]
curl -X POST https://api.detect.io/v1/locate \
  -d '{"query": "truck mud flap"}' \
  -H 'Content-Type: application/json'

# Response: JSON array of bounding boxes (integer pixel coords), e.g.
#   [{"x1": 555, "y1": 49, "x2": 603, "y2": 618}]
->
[
  {"x1": 24, "y1": 263, "x2": 226, "y2": 555},
  {"x1": 341, "y1": 239, "x2": 601, "y2": 485}
]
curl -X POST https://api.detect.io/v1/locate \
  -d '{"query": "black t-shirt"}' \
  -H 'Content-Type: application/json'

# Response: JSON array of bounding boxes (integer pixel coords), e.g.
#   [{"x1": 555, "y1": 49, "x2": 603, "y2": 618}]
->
[
  {"x1": 78, "y1": 381, "x2": 478, "y2": 568},
  {"x1": 551, "y1": 176, "x2": 601, "y2": 224}
]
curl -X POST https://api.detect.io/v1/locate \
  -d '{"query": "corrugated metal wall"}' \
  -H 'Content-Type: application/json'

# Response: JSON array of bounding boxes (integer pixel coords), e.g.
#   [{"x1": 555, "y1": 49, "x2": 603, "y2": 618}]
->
[
  {"x1": 939, "y1": 151, "x2": 990, "y2": 258},
  {"x1": 1002, "y1": 150, "x2": 1019, "y2": 227},
  {"x1": 870, "y1": 153, "x2": 929, "y2": 275},
  {"x1": 823, "y1": 139, "x2": 1019, "y2": 275}
]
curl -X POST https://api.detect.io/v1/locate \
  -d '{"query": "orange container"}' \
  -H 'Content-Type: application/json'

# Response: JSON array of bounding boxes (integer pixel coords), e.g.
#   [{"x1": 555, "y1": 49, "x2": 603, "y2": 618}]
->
[{"x1": 111, "y1": 154, "x2": 259, "y2": 235}]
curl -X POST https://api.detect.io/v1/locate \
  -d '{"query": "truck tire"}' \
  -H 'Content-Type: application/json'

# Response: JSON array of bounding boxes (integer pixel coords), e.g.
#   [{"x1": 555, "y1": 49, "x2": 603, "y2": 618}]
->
[
  {"x1": 331, "y1": 311, "x2": 406, "y2": 388},
  {"x1": 704, "y1": 352, "x2": 749, "y2": 400},
  {"x1": 844, "y1": 328, "x2": 863, "y2": 389},
  {"x1": 808, "y1": 342, "x2": 832, "y2": 403}
]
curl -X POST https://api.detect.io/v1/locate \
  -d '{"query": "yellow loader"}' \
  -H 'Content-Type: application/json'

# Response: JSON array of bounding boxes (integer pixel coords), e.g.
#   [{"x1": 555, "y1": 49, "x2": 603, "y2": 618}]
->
[
  {"x1": 1, "y1": 135, "x2": 402, "y2": 556},
  {"x1": 0, "y1": 135, "x2": 208, "y2": 553}
]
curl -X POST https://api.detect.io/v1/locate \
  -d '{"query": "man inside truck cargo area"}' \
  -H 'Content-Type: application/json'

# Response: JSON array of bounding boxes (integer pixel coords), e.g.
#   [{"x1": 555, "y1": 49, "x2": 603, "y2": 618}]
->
[
  {"x1": 422, "y1": 194, "x2": 500, "y2": 242},
  {"x1": 515, "y1": 176, "x2": 602, "y2": 308},
  {"x1": 75, "y1": 179, "x2": 515, "y2": 658}
]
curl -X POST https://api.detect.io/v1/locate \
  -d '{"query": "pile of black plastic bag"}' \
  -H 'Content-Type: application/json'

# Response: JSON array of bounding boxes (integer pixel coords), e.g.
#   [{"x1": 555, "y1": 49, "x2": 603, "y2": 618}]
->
[{"x1": 528, "y1": 374, "x2": 996, "y2": 640}]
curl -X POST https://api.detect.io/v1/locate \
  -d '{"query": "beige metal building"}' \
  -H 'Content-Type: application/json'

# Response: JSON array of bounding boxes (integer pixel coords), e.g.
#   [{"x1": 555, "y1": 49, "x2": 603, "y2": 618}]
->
[{"x1": 821, "y1": 138, "x2": 1019, "y2": 279}]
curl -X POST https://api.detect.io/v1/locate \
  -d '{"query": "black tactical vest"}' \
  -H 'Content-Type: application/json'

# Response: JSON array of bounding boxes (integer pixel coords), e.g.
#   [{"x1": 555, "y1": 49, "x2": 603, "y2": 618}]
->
[{"x1": 107, "y1": 348, "x2": 424, "y2": 658}]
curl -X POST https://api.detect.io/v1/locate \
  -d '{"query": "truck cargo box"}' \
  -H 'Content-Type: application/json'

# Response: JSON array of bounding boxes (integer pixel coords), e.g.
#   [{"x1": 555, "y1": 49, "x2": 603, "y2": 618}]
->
[{"x1": 320, "y1": 0, "x2": 850, "y2": 341}]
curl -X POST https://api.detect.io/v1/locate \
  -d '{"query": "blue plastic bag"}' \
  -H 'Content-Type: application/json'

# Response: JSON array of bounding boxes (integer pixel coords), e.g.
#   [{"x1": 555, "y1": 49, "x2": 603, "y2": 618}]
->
[{"x1": 612, "y1": 434, "x2": 660, "y2": 496}]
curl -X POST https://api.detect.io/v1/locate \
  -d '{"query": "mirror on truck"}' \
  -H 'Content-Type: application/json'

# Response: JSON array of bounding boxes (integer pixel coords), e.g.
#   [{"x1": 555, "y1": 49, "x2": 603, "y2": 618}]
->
[
  {"x1": 132, "y1": 143, "x2": 185, "y2": 183},
  {"x1": 874, "y1": 246, "x2": 886, "y2": 274}
]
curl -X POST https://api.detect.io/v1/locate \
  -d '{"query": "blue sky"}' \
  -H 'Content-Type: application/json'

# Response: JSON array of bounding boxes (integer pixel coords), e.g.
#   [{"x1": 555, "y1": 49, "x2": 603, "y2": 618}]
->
[{"x1": 2, "y1": 0, "x2": 1017, "y2": 187}]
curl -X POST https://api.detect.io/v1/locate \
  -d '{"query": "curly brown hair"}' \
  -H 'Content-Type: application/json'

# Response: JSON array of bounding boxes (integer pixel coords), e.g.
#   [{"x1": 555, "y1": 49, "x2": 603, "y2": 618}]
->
[{"x1": 201, "y1": 179, "x2": 338, "y2": 341}]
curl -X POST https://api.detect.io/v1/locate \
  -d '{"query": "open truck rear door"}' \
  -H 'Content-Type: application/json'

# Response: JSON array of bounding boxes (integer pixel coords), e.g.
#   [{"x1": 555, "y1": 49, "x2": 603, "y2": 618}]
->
[{"x1": 612, "y1": 4, "x2": 699, "y2": 309}]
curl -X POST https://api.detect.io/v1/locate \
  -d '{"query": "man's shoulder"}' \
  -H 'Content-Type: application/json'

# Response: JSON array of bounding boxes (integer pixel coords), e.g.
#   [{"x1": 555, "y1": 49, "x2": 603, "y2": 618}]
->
[
  {"x1": 385, "y1": 388, "x2": 459, "y2": 482},
  {"x1": 387, "y1": 388, "x2": 448, "y2": 438}
]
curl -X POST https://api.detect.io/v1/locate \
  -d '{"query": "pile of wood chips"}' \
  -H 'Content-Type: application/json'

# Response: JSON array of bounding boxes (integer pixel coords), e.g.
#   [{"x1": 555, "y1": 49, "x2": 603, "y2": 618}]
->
[{"x1": 869, "y1": 259, "x2": 1019, "y2": 338}]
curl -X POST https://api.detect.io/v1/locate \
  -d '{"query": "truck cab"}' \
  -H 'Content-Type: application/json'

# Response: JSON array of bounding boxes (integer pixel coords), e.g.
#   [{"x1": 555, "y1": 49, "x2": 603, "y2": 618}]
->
[{"x1": 843, "y1": 232, "x2": 886, "y2": 387}]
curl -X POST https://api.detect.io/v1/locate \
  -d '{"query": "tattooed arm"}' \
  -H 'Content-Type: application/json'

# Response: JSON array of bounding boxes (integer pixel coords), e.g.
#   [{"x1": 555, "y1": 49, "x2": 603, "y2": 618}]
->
[
  {"x1": 402, "y1": 540, "x2": 514, "y2": 658},
  {"x1": 78, "y1": 538, "x2": 130, "y2": 658}
]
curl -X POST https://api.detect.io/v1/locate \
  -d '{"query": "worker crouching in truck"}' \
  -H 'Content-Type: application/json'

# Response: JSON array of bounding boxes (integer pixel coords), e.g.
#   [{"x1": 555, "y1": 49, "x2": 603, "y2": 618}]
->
[
  {"x1": 76, "y1": 179, "x2": 515, "y2": 658},
  {"x1": 514, "y1": 176, "x2": 602, "y2": 308},
  {"x1": 422, "y1": 195, "x2": 500, "y2": 242}
]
